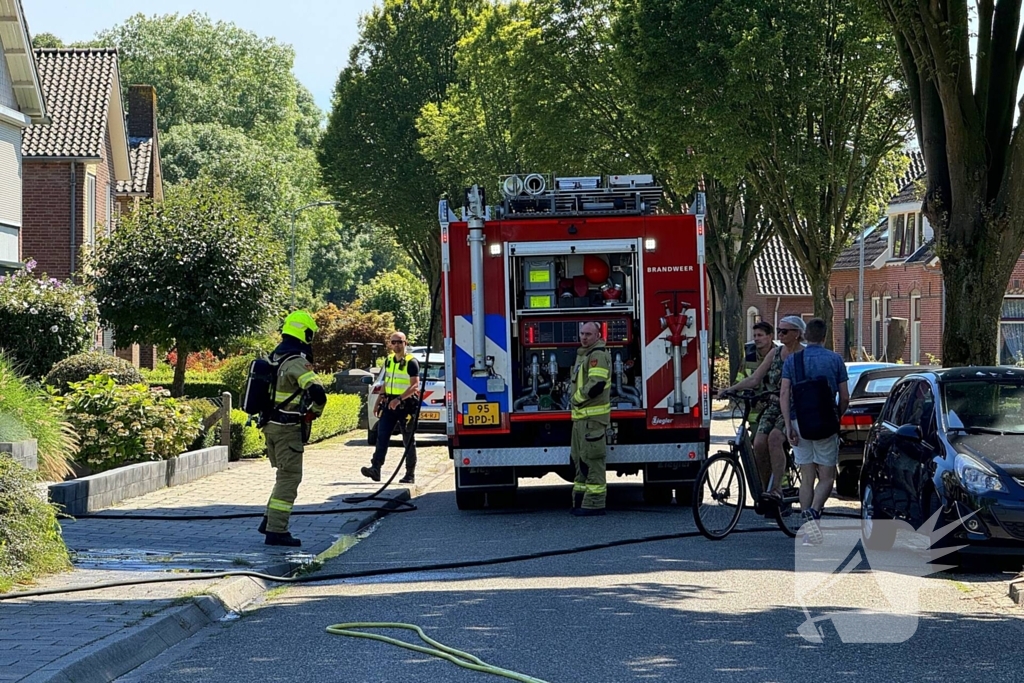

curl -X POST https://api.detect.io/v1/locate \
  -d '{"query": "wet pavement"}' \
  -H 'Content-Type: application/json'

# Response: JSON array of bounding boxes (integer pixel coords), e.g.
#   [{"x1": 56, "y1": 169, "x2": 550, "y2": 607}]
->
[{"x1": 0, "y1": 433, "x2": 450, "y2": 682}]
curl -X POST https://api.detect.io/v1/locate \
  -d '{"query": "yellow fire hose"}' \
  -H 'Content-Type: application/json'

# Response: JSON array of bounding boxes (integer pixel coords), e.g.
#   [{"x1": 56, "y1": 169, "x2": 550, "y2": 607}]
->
[{"x1": 325, "y1": 622, "x2": 550, "y2": 683}]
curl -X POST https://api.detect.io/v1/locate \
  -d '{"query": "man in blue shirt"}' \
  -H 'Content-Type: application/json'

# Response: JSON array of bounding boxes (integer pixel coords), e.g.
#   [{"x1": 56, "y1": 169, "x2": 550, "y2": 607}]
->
[{"x1": 780, "y1": 317, "x2": 849, "y2": 545}]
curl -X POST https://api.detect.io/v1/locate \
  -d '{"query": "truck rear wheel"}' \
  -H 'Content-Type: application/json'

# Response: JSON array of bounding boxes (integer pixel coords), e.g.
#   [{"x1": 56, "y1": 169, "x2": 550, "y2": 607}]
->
[
  {"x1": 643, "y1": 485, "x2": 673, "y2": 505},
  {"x1": 488, "y1": 489, "x2": 517, "y2": 509},
  {"x1": 456, "y1": 487, "x2": 486, "y2": 510}
]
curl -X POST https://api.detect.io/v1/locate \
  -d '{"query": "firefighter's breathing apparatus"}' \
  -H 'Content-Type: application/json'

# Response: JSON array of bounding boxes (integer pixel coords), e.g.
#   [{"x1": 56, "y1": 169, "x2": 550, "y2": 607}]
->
[{"x1": 0, "y1": 268, "x2": 859, "y2": 682}]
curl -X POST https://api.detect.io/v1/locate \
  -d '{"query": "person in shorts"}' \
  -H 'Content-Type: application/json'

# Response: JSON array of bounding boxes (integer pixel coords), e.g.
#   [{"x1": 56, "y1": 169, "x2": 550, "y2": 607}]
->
[{"x1": 779, "y1": 317, "x2": 849, "y2": 545}]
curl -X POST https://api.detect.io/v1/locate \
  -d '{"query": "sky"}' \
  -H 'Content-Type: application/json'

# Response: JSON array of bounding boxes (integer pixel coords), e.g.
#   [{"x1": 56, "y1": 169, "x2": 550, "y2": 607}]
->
[{"x1": 22, "y1": 0, "x2": 380, "y2": 113}]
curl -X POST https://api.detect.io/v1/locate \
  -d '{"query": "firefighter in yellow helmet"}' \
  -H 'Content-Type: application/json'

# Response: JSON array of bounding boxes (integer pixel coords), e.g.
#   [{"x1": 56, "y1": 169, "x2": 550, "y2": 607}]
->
[
  {"x1": 257, "y1": 310, "x2": 328, "y2": 547},
  {"x1": 569, "y1": 321, "x2": 612, "y2": 516}
]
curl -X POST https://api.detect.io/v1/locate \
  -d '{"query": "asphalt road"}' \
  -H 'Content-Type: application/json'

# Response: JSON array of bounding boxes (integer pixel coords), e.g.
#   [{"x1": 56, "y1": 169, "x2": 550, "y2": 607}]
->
[{"x1": 122, "y1": 462, "x2": 1024, "y2": 683}]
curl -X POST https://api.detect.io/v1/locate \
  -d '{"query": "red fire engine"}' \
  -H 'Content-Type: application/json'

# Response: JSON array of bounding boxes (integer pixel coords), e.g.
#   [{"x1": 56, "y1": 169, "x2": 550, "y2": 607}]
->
[{"x1": 439, "y1": 174, "x2": 710, "y2": 509}]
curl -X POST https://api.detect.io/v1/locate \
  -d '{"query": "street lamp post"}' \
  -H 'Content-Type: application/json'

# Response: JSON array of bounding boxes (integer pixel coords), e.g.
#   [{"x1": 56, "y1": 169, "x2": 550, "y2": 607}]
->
[{"x1": 289, "y1": 200, "x2": 343, "y2": 308}]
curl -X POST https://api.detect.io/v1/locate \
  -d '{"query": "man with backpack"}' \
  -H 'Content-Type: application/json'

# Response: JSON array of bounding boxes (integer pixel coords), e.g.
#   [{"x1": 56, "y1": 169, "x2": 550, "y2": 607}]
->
[
  {"x1": 779, "y1": 317, "x2": 849, "y2": 546},
  {"x1": 257, "y1": 310, "x2": 328, "y2": 547}
]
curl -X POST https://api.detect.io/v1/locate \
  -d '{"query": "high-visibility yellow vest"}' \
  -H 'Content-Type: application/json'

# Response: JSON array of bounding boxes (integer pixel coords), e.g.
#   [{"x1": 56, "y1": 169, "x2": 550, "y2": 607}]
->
[{"x1": 382, "y1": 354, "x2": 413, "y2": 396}]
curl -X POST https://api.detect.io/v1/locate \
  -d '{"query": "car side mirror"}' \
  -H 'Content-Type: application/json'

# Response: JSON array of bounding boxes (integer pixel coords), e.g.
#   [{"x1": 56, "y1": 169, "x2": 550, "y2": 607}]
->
[
  {"x1": 360, "y1": 376, "x2": 373, "y2": 385},
  {"x1": 895, "y1": 424, "x2": 923, "y2": 442}
]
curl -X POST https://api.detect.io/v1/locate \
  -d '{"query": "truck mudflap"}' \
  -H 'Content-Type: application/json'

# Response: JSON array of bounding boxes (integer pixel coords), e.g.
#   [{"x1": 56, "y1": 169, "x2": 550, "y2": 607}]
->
[{"x1": 453, "y1": 441, "x2": 705, "y2": 468}]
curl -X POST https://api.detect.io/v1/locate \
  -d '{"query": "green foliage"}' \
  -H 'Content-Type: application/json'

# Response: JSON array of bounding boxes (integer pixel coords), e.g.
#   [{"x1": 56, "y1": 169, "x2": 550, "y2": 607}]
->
[
  {"x1": 357, "y1": 268, "x2": 431, "y2": 344},
  {"x1": 312, "y1": 303, "x2": 395, "y2": 373},
  {"x1": 229, "y1": 410, "x2": 266, "y2": 459},
  {"x1": 309, "y1": 225, "x2": 411, "y2": 306},
  {"x1": 0, "y1": 264, "x2": 99, "y2": 379},
  {"x1": 0, "y1": 356, "x2": 78, "y2": 481},
  {"x1": 218, "y1": 354, "x2": 256, "y2": 399},
  {"x1": 44, "y1": 352, "x2": 144, "y2": 394},
  {"x1": 319, "y1": 0, "x2": 482, "y2": 285},
  {"x1": 0, "y1": 458, "x2": 71, "y2": 593},
  {"x1": 309, "y1": 394, "x2": 362, "y2": 443},
  {"x1": 713, "y1": 350, "x2": 732, "y2": 392},
  {"x1": 52, "y1": 376, "x2": 202, "y2": 474},
  {"x1": 31, "y1": 33, "x2": 65, "y2": 48},
  {"x1": 87, "y1": 181, "x2": 286, "y2": 396},
  {"x1": 0, "y1": 413, "x2": 30, "y2": 442}
]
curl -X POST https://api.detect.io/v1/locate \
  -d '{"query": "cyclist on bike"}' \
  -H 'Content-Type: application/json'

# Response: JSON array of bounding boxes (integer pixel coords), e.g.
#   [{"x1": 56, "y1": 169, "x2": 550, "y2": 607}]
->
[
  {"x1": 734, "y1": 321, "x2": 777, "y2": 428},
  {"x1": 721, "y1": 315, "x2": 807, "y2": 502}
]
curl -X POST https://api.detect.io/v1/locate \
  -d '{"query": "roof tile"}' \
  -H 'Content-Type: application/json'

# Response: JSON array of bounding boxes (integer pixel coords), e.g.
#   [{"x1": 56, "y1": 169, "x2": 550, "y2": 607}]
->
[
  {"x1": 23, "y1": 48, "x2": 119, "y2": 159},
  {"x1": 754, "y1": 236, "x2": 811, "y2": 296},
  {"x1": 117, "y1": 137, "x2": 152, "y2": 194}
]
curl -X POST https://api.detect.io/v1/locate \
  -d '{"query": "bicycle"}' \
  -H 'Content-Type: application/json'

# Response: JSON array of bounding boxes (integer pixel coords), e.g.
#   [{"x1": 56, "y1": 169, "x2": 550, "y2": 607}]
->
[{"x1": 692, "y1": 389, "x2": 803, "y2": 539}]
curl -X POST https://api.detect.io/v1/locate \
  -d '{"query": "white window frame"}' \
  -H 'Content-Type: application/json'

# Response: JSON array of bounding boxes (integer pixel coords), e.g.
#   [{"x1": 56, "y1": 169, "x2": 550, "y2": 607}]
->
[
  {"x1": 882, "y1": 294, "x2": 892, "y2": 359},
  {"x1": 746, "y1": 306, "x2": 760, "y2": 342},
  {"x1": 889, "y1": 211, "x2": 925, "y2": 260},
  {"x1": 85, "y1": 173, "x2": 96, "y2": 246},
  {"x1": 910, "y1": 292, "x2": 921, "y2": 365},
  {"x1": 998, "y1": 296, "x2": 1024, "y2": 365},
  {"x1": 871, "y1": 295, "x2": 881, "y2": 358}
]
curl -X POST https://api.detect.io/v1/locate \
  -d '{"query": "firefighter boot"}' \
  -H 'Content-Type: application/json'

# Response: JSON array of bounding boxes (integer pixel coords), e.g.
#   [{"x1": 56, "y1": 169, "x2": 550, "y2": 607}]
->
[
  {"x1": 399, "y1": 471, "x2": 415, "y2": 484},
  {"x1": 257, "y1": 515, "x2": 268, "y2": 535},
  {"x1": 361, "y1": 466, "x2": 381, "y2": 482},
  {"x1": 265, "y1": 531, "x2": 302, "y2": 547},
  {"x1": 572, "y1": 507, "x2": 607, "y2": 517}
]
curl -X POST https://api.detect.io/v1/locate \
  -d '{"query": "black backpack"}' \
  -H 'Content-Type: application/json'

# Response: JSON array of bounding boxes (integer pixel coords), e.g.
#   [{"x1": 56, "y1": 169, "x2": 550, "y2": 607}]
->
[
  {"x1": 791, "y1": 350, "x2": 840, "y2": 440},
  {"x1": 241, "y1": 353, "x2": 301, "y2": 424}
]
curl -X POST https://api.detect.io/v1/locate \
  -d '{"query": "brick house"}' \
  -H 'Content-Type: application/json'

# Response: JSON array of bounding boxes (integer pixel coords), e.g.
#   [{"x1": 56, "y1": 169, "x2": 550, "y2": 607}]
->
[
  {"x1": 745, "y1": 150, "x2": 1024, "y2": 365},
  {"x1": 0, "y1": 0, "x2": 48, "y2": 272},
  {"x1": 21, "y1": 48, "x2": 163, "y2": 368}
]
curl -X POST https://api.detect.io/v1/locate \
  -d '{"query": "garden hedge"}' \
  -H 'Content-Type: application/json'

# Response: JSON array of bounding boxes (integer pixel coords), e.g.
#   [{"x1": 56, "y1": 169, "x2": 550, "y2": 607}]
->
[{"x1": 0, "y1": 457, "x2": 70, "y2": 592}]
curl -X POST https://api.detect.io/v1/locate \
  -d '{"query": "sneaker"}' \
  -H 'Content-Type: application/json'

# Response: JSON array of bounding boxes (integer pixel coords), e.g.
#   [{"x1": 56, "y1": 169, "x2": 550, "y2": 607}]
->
[
  {"x1": 399, "y1": 473, "x2": 415, "y2": 484},
  {"x1": 264, "y1": 531, "x2": 301, "y2": 547},
  {"x1": 361, "y1": 466, "x2": 381, "y2": 482},
  {"x1": 802, "y1": 509, "x2": 824, "y2": 545}
]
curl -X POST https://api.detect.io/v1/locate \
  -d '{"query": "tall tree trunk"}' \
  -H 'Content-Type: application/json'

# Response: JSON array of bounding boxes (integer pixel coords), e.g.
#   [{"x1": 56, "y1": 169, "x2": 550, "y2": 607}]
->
[
  {"x1": 939, "y1": 229, "x2": 1017, "y2": 366},
  {"x1": 172, "y1": 344, "x2": 189, "y2": 398},
  {"x1": 711, "y1": 269, "x2": 746, "y2": 383},
  {"x1": 807, "y1": 271, "x2": 835, "y2": 350}
]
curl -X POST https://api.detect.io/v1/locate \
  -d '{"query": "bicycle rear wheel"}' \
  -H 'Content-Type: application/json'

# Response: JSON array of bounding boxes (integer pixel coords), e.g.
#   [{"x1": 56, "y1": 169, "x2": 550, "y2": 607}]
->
[
  {"x1": 773, "y1": 457, "x2": 803, "y2": 537},
  {"x1": 693, "y1": 452, "x2": 746, "y2": 540}
]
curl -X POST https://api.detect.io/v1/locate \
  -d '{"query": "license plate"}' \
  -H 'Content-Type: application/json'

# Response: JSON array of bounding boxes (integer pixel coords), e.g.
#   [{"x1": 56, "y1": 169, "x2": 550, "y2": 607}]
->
[
  {"x1": 420, "y1": 411, "x2": 440, "y2": 421},
  {"x1": 463, "y1": 402, "x2": 500, "y2": 426}
]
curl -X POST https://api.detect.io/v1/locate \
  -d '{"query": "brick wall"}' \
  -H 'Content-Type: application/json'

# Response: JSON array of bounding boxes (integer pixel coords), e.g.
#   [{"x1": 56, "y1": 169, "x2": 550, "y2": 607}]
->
[
  {"x1": 829, "y1": 263, "x2": 944, "y2": 364},
  {"x1": 22, "y1": 161, "x2": 79, "y2": 279}
]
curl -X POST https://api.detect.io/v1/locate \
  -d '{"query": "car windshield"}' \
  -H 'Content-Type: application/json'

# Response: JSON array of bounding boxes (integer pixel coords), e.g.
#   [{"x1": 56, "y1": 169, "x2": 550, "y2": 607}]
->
[
  {"x1": 862, "y1": 377, "x2": 900, "y2": 395},
  {"x1": 942, "y1": 381, "x2": 1024, "y2": 433},
  {"x1": 847, "y1": 364, "x2": 892, "y2": 391}
]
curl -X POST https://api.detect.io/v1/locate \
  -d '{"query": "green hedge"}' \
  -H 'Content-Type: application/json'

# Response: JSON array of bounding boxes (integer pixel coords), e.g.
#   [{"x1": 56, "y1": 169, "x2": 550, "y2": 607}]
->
[
  {"x1": 44, "y1": 352, "x2": 144, "y2": 394},
  {"x1": 310, "y1": 394, "x2": 361, "y2": 443},
  {"x1": 0, "y1": 458, "x2": 71, "y2": 592},
  {"x1": 145, "y1": 380, "x2": 234, "y2": 399}
]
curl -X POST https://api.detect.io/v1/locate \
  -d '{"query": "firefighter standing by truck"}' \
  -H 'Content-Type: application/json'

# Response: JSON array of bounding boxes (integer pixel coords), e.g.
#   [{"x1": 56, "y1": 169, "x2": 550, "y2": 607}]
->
[
  {"x1": 257, "y1": 310, "x2": 328, "y2": 547},
  {"x1": 570, "y1": 322, "x2": 612, "y2": 516}
]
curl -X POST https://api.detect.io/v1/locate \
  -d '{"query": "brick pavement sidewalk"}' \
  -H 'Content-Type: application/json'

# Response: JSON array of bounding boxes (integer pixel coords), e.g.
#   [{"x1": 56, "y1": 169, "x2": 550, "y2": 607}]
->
[{"x1": 0, "y1": 432, "x2": 450, "y2": 683}]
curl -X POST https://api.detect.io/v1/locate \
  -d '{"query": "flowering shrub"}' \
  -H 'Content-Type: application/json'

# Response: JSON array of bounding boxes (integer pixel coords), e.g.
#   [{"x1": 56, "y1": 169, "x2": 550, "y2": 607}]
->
[
  {"x1": 52, "y1": 375, "x2": 202, "y2": 473},
  {"x1": 0, "y1": 261, "x2": 98, "y2": 378},
  {"x1": 165, "y1": 349, "x2": 226, "y2": 372}
]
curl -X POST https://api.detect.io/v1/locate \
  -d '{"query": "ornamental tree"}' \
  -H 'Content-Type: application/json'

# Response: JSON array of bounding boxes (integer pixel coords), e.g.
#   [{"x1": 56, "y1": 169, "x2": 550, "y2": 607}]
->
[{"x1": 88, "y1": 181, "x2": 286, "y2": 396}]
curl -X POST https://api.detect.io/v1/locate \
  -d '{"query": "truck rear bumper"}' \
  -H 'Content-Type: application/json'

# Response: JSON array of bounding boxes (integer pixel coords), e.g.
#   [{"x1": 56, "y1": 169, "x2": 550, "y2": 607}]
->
[{"x1": 453, "y1": 442, "x2": 705, "y2": 467}]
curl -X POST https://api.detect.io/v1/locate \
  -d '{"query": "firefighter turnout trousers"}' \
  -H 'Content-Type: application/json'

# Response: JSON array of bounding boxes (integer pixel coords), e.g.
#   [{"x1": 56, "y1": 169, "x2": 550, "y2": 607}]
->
[
  {"x1": 572, "y1": 419, "x2": 607, "y2": 510},
  {"x1": 264, "y1": 422, "x2": 304, "y2": 533}
]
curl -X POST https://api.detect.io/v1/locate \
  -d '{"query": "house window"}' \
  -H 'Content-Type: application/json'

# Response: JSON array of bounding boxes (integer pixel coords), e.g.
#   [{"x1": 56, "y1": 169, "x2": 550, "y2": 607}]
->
[
  {"x1": 85, "y1": 174, "x2": 96, "y2": 245},
  {"x1": 746, "y1": 306, "x2": 760, "y2": 342},
  {"x1": 998, "y1": 297, "x2": 1024, "y2": 365},
  {"x1": 882, "y1": 294, "x2": 892, "y2": 359},
  {"x1": 910, "y1": 292, "x2": 921, "y2": 365},
  {"x1": 890, "y1": 211, "x2": 924, "y2": 259},
  {"x1": 845, "y1": 295, "x2": 855, "y2": 321}
]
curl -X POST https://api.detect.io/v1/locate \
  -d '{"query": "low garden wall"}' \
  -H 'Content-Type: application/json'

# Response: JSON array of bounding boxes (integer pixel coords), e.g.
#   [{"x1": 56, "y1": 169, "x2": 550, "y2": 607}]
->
[
  {"x1": 48, "y1": 446, "x2": 229, "y2": 517},
  {"x1": 0, "y1": 439, "x2": 38, "y2": 471}
]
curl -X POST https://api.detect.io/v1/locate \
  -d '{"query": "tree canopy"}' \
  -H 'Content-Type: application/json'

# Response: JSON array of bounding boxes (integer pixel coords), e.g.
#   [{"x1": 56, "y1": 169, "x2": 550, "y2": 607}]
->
[{"x1": 88, "y1": 182, "x2": 286, "y2": 395}]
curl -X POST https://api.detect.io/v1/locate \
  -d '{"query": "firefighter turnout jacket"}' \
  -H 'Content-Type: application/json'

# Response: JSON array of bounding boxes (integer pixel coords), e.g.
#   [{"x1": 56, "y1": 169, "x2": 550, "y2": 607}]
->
[
  {"x1": 570, "y1": 339, "x2": 611, "y2": 423},
  {"x1": 270, "y1": 351, "x2": 327, "y2": 424}
]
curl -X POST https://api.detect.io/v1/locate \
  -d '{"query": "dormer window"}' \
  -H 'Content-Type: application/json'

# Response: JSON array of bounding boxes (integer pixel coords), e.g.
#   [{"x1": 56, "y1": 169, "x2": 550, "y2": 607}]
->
[{"x1": 890, "y1": 211, "x2": 924, "y2": 259}]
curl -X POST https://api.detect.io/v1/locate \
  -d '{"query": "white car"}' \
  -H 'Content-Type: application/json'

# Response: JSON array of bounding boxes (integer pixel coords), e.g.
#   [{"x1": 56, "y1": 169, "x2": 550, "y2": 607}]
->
[{"x1": 367, "y1": 351, "x2": 446, "y2": 446}]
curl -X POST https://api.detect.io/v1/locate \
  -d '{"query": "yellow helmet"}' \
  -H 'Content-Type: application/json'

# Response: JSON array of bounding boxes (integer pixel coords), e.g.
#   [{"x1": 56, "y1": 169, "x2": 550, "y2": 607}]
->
[{"x1": 282, "y1": 310, "x2": 318, "y2": 344}]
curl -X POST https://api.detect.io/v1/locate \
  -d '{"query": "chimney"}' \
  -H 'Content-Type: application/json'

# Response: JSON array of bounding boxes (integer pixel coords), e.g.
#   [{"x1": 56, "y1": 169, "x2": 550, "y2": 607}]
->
[{"x1": 126, "y1": 84, "x2": 157, "y2": 139}]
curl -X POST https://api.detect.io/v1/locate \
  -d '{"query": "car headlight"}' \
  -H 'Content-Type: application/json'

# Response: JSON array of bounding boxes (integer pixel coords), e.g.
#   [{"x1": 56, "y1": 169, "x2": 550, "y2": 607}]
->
[{"x1": 955, "y1": 454, "x2": 1004, "y2": 493}]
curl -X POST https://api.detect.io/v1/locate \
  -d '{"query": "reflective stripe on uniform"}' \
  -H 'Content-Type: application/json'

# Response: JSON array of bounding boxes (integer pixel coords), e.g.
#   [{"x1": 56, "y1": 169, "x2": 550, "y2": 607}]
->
[
  {"x1": 268, "y1": 498, "x2": 292, "y2": 512},
  {"x1": 588, "y1": 367, "x2": 610, "y2": 380},
  {"x1": 383, "y1": 355, "x2": 412, "y2": 395},
  {"x1": 572, "y1": 403, "x2": 611, "y2": 420},
  {"x1": 573, "y1": 483, "x2": 587, "y2": 492},
  {"x1": 297, "y1": 371, "x2": 317, "y2": 389},
  {"x1": 586, "y1": 484, "x2": 607, "y2": 495}
]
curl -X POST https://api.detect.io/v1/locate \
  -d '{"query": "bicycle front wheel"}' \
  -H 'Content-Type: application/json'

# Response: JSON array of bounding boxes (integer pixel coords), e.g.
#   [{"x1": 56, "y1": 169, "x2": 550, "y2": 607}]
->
[{"x1": 692, "y1": 451, "x2": 746, "y2": 540}]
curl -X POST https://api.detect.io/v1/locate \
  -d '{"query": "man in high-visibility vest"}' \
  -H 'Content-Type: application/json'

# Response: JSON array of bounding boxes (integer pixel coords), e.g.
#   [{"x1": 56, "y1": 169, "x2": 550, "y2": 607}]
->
[
  {"x1": 570, "y1": 322, "x2": 612, "y2": 516},
  {"x1": 258, "y1": 310, "x2": 327, "y2": 547},
  {"x1": 361, "y1": 330, "x2": 420, "y2": 484},
  {"x1": 735, "y1": 321, "x2": 776, "y2": 429}
]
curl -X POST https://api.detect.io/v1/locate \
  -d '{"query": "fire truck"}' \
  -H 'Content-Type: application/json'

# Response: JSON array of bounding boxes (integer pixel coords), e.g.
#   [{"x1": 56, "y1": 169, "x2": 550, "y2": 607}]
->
[{"x1": 439, "y1": 173, "x2": 711, "y2": 509}]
